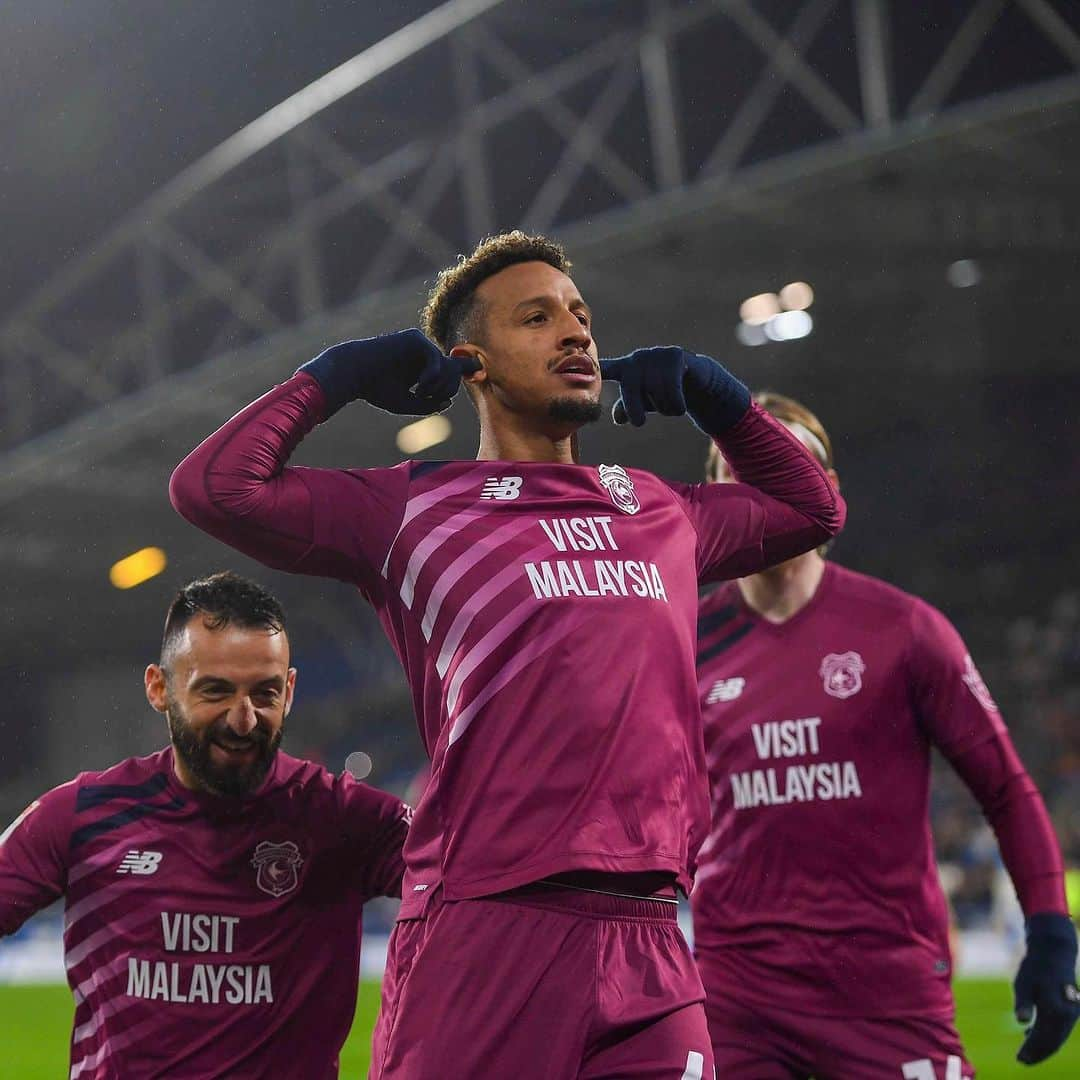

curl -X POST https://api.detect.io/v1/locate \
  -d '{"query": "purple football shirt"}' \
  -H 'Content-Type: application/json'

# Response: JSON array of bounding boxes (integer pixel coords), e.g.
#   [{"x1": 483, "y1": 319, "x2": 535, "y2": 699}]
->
[
  {"x1": 0, "y1": 748, "x2": 408, "y2": 1078},
  {"x1": 691, "y1": 562, "x2": 1066, "y2": 1018},
  {"x1": 170, "y1": 374, "x2": 845, "y2": 908}
]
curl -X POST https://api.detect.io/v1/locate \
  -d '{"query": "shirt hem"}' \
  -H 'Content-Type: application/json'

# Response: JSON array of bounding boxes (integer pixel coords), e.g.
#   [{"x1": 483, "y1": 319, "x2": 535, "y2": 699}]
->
[
  {"x1": 694, "y1": 943, "x2": 957, "y2": 1020},
  {"x1": 399, "y1": 852, "x2": 687, "y2": 917}
]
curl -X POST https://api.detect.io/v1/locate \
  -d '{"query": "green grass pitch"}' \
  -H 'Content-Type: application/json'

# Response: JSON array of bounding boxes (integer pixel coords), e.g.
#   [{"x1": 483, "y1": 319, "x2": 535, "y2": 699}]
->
[{"x1": 0, "y1": 978, "x2": 1076, "y2": 1077}]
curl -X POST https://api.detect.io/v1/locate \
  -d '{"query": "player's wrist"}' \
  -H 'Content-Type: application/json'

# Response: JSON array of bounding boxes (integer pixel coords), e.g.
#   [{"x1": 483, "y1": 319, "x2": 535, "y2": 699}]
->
[
  {"x1": 1025, "y1": 911, "x2": 1078, "y2": 944},
  {"x1": 683, "y1": 351, "x2": 751, "y2": 436},
  {"x1": 296, "y1": 338, "x2": 380, "y2": 418}
]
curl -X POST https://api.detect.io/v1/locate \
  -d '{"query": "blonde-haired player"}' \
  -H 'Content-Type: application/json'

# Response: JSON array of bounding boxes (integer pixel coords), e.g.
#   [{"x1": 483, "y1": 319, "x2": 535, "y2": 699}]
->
[{"x1": 692, "y1": 392, "x2": 1077, "y2": 1077}]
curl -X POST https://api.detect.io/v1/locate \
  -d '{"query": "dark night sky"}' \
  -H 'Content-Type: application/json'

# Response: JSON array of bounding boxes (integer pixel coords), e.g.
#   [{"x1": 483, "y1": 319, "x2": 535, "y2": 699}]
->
[{"x1": 0, "y1": 0, "x2": 437, "y2": 314}]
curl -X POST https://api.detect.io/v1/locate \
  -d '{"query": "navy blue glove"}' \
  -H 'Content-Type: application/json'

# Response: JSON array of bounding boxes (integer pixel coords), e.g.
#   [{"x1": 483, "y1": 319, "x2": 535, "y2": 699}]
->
[
  {"x1": 1014, "y1": 912, "x2": 1079, "y2": 1065},
  {"x1": 598, "y1": 347, "x2": 750, "y2": 436},
  {"x1": 297, "y1": 329, "x2": 480, "y2": 418}
]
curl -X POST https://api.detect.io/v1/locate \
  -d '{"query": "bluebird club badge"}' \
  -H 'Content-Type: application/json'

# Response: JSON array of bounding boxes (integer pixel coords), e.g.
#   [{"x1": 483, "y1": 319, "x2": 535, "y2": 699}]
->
[
  {"x1": 252, "y1": 841, "x2": 303, "y2": 897},
  {"x1": 598, "y1": 464, "x2": 640, "y2": 515},
  {"x1": 819, "y1": 652, "x2": 865, "y2": 699}
]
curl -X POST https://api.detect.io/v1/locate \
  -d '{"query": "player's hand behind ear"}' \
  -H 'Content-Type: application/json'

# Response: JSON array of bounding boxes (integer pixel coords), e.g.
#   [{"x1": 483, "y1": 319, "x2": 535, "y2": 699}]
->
[{"x1": 298, "y1": 329, "x2": 481, "y2": 416}]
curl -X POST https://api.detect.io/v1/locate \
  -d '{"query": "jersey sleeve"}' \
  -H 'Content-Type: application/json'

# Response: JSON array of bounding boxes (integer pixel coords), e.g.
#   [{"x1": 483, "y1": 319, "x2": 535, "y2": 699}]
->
[
  {"x1": 0, "y1": 782, "x2": 75, "y2": 937},
  {"x1": 169, "y1": 372, "x2": 411, "y2": 602},
  {"x1": 907, "y1": 601, "x2": 1068, "y2": 916},
  {"x1": 665, "y1": 404, "x2": 846, "y2": 582},
  {"x1": 333, "y1": 776, "x2": 410, "y2": 900}
]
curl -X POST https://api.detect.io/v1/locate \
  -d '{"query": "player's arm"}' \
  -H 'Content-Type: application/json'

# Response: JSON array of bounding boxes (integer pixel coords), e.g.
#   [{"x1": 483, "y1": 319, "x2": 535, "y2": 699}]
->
[
  {"x1": 336, "y1": 775, "x2": 411, "y2": 899},
  {"x1": 0, "y1": 783, "x2": 75, "y2": 937},
  {"x1": 909, "y1": 601, "x2": 1078, "y2": 1066},
  {"x1": 601, "y1": 347, "x2": 845, "y2": 579},
  {"x1": 169, "y1": 331, "x2": 474, "y2": 587}
]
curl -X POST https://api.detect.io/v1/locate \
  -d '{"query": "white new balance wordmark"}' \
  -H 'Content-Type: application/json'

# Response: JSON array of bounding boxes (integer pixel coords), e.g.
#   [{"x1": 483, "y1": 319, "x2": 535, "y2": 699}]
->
[
  {"x1": 480, "y1": 476, "x2": 523, "y2": 500},
  {"x1": 706, "y1": 677, "x2": 745, "y2": 704},
  {"x1": 115, "y1": 851, "x2": 163, "y2": 876}
]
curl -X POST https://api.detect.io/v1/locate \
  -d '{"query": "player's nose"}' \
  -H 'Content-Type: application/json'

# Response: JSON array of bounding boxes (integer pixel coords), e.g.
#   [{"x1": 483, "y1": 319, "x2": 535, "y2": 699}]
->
[
  {"x1": 557, "y1": 310, "x2": 590, "y2": 349},
  {"x1": 227, "y1": 698, "x2": 259, "y2": 736}
]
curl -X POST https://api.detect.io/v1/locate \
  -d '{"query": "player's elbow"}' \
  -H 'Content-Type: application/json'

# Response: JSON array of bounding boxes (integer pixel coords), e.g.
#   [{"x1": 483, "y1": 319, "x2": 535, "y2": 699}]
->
[
  {"x1": 821, "y1": 489, "x2": 847, "y2": 538},
  {"x1": 801, "y1": 488, "x2": 846, "y2": 545},
  {"x1": 169, "y1": 454, "x2": 213, "y2": 527}
]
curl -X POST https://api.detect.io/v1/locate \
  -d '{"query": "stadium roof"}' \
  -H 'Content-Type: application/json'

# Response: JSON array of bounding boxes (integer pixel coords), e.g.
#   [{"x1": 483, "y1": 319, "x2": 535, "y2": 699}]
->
[{"x1": 3, "y1": 0, "x2": 1079, "y2": 668}]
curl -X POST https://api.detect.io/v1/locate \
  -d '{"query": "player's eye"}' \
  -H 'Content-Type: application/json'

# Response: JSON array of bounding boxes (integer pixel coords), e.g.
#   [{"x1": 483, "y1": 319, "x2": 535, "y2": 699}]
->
[
  {"x1": 575, "y1": 313, "x2": 589, "y2": 327},
  {"x1": 525, "y1": 312, "x2": 546, "y2": 324}
]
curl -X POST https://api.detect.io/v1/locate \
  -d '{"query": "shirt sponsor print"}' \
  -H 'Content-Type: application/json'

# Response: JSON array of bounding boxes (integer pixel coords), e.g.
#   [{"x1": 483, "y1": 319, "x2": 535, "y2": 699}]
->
[
  {"x1": 730, "y1": 716, "x2": 863, "y2": 810},
  {"x1": 819, "y1": 651, "x2": 866, "y2": 699},
  {"x1": 525, "y1": 514, "x2": 669, "y2": 602},
  {"x1": 251, "y1": 841, "x2": 303, "y2": 897},
  {"x1": 126, "y1": 911, "x2": 272, "y2": 1006}
]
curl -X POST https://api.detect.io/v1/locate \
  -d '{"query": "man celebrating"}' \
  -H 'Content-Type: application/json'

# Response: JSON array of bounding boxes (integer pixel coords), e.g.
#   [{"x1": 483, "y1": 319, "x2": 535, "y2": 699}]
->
[
  {"x1": 692, "y1": 392, "x2": 1078, "y2": 1077},
  {"x1": 170, "y1": 231, "x2": 845, "y2": 1078},
  {"x1": 0, "y1": 572, "x2": 410, "y2": 1079}
]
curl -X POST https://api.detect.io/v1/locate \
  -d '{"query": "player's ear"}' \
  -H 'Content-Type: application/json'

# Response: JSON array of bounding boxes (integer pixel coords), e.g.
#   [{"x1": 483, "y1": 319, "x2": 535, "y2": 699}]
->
[
  {"x1": 283, "y1": 668, "x2": 297, "y2": 717},
  {"x1": 145, "y1": 664, "x2": 168, "y2": 713},
  {"x1": 451, "y1": 344, "x2": 486, "y2": 385}
]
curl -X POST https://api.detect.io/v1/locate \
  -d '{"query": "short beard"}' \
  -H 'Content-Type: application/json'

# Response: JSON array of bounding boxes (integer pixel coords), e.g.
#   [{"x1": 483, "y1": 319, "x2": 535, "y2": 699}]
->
[
  {"x1": 547, "y1": 397, "x2": 603, "y2": 424},
  {"x1": 166, "y1": 696, "x2": 282, "y2": 798}
]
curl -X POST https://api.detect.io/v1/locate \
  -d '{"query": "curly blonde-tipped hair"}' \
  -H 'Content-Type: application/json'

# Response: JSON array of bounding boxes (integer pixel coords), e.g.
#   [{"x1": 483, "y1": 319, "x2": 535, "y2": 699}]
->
[
  {"x1": 421, "y1": 230, "x2": 572, "y2": 352},
  {"x1": 705, "y1": 390, "x2": 834, "y2": 482}
]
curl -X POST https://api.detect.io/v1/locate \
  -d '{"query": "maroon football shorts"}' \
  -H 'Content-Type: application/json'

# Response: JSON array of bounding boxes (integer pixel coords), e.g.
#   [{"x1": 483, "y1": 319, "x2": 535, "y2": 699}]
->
[
  {"x1": 698, "y1": 956, "x2": 974, "y2": 1079},
  {"x1": 371, "y1": 883, "x2": 714, "y2": 1079}
]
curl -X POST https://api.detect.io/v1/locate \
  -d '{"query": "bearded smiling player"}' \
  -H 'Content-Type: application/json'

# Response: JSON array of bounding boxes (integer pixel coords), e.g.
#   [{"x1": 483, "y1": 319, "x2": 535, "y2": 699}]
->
[
  {"x1": 170, "y1": 230, "x2": 845, "y2": 1078},
  {"x1": 691, "y1": 392, "x2": 1078, "y2": 1078},
  {"x1": 0, "y1": 572, "x2": 410, "y2": 1079}
]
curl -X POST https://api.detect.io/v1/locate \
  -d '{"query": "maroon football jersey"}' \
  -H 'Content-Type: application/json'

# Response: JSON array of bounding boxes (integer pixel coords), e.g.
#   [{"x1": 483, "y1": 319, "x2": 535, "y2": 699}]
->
[
  {"x1": 170, "y1": 374, "x2": 844, "y2": 909},
  {"x1": 691, "y1": 562, "x2": 1050, "y2": 1018},
  {"x1": 0, "y1": 749, "x2": 408, "y2": 1078}
]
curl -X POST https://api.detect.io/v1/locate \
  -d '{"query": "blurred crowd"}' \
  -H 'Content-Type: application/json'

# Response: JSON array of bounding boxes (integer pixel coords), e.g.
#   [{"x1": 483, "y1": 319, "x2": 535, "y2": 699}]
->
[{"x1": 934, "y1": 589, "x2": 1079, "y2": 930}]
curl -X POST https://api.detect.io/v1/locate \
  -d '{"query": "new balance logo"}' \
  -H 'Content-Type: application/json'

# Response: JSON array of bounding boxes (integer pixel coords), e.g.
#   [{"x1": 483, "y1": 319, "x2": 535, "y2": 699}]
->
[
  {"x1": 706, "y1": 677, "x2": 745, "y2": 704},
  {"x1": 116, "y1": 850, "x2": 163, "y2": 876},
  {"x1": 480, "y1": 476, "x2": 523, "y2": 501}
]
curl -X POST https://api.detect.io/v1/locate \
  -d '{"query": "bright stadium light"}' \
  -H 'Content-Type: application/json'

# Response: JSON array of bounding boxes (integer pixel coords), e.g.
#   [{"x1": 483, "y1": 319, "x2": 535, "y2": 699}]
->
[
  {"x1": 946, "y1": 259, "x2": 981, "y2": 288},
  {"x1": 109, "y1": 547, "x2": 167, "y2": 589},
  {"x1": 345, "y1": 751, "x2": 373, "y2": 780},
  {"x1": 735, "y1": 321, "x2": 768, "y2": 347},
  {"x1": 396, "y1": 415, "x2": 452, "y2": 454},
  {"x1": 739, "y1": 293, "x2": 781, "y2": 326},
  {"x1": 779, "y1": 281, "x2": 814, "y2": 310},
  {"x1": 765, "y1": 310, "x2": 813, "y2": 342}
]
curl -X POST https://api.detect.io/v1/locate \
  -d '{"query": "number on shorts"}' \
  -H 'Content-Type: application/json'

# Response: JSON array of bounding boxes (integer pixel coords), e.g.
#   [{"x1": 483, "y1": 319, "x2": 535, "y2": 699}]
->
[
  {"x1": 680, "y1": 1051, "x2": 715, "y2": 1080},
  {"x1": 901, "y1": 1056, "x2": 963, "y2": 1080}
]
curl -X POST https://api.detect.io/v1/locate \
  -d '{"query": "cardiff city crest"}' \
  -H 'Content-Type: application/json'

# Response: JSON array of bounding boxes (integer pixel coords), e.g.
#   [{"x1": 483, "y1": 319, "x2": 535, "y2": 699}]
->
[
  {"x1": 961, "y1": 654, "x2": 997, "y2": 712},
  {"x1": 251, "y1": 840, "x2": 303, "y2": 897},
  {"x1": 819, "y1": 651, "x2": 865, "y2": 699},
  {"x1": 598, "y1": 464, "x2": 640, "y2": 515}
]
